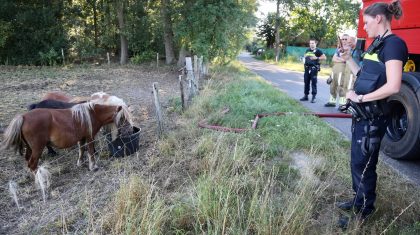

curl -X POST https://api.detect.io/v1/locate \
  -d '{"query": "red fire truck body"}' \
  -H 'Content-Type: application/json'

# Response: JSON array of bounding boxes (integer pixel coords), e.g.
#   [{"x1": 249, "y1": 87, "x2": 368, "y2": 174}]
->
[
  {"x1": 357, "y1": 0, "x2": 420, "y2": 160},
  {"x1": 358, "y1": 0, "x2": 420, "y2": 55}
]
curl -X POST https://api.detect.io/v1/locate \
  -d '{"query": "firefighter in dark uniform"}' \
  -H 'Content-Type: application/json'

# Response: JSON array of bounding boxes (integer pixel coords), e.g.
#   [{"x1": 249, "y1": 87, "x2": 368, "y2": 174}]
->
[
  {"x1": 300, "y1": 39, "x2": 326, "y2": 103},
  {"x1": 337, "y1": 0, "x2": 408, "y2": 228}
]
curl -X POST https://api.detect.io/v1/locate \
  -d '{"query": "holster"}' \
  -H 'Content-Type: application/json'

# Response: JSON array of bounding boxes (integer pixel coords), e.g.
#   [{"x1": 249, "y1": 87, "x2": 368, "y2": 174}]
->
[
  {"x1": 342, "y1": 100, "x2": 385, "y2": 121},
  {"x1": 340, "y1": 100, "x2": 383, "y2": 156},
  {"x1": 361, "y1": 124, "x2": 381, "y2": 157}
]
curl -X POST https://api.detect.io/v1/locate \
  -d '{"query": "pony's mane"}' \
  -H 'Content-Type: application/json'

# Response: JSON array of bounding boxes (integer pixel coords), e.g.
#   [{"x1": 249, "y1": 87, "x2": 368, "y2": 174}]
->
[
  {"x1": 115, "y1": 105, "x2": 133, "y2": 126},
  {"x1": 91, "y1": 92, "x2": 133, "y2": 126},
  {"x1": 71, "y1": 102, "x2": 94, "y2": 136}
]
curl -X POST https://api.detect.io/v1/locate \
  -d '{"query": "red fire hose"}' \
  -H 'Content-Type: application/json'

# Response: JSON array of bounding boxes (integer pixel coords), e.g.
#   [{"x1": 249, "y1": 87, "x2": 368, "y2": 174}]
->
[{"x1": 198, "y1": 109, "x2": 352, "y2": 133}]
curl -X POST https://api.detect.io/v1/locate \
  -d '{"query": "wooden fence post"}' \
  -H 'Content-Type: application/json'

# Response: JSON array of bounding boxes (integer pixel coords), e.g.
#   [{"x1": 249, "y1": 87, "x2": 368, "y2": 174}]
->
[
  {"x1": 185, "y1": 57, "x2": 195, "y2": 100},
  {"x1": 152, "y1": 82, "x2": 163, "y2": 137},
  {"x1": 61, "y1": 48, "x2": 65, "y2": 66},
  {"x1": 107, "y1": 52, "x2": 110, "y2": 66},
  {"x1": 194, "y1": 55, "x2": 200, "y2": 93},
  {"x1": 156, "y1": 53, "x2": 159, "y2": 68},
  {"x1": 198, "y1": 56, "x2": 203, "y2": 77},
  {"x1": 179, "y1": 75, "x2": 185, "y2": 111}
]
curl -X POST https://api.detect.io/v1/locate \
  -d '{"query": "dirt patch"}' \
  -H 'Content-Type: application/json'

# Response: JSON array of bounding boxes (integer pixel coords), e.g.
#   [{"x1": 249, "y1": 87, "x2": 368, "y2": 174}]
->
[
  {"x1": 290, "y1": 152, "x2": 322, "y2": 184},
  {"x1": 0, "y1": 64, "x2": 181, "y2": 234}
]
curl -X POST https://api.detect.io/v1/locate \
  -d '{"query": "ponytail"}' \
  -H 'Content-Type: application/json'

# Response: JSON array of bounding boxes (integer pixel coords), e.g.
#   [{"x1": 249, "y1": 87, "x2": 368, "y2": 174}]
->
[
  {"x1": 387, "y1": 0, "x2": 403, "y2": 20},
  {"x1": 364, "y1": 0, "x2": 403, "y2": 22}
]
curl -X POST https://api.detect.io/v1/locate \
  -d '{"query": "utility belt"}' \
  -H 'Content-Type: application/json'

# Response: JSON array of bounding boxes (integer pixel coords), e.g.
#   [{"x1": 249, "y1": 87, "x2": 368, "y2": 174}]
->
[
  {"x1": 304, "y1": 64, "x2": 320, "y2": 71},
  {"x1": 340, "y1": 100, "x2": 387, "y2": 156},
  {"x1": 340, "y1": 100, "x2": 388, "y2": 121}
]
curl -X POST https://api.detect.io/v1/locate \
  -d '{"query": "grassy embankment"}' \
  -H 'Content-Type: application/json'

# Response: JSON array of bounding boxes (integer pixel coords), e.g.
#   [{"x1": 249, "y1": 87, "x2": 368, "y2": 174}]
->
[{"x1": 103, "y1": 62, "x2": 419, "y2": 234}]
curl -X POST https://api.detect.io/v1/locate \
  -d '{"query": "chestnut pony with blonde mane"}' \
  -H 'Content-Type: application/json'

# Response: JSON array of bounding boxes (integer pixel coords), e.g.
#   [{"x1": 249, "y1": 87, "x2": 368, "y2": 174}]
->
[
  {"x1": 1, "y1": 102, "x2": 123, "y2": 172},
  {"x1": 42, "y1": 91, "x2": 133, "y2": 139}
]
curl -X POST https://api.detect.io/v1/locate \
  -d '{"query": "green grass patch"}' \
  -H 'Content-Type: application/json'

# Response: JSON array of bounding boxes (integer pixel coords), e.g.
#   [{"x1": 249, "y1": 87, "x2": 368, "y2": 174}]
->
[{"x1": 108, "y1": 61, "x2": 420, "y2": 234}]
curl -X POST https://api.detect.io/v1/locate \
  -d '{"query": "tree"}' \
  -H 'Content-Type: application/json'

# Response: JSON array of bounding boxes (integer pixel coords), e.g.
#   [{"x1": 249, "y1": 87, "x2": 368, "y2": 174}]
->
[
  {"x1": 274, "y1": 0, "x2": 280, "y2": 61},
  {"x1": 174, "y1": 0, "x2": 257, "y2": 64},
  {"x1": 256, "y1": 14, "x2": 275, "y2": 48},
  {"x1": 116, "y1": 0, "x2": 128, "y2": 65},
  {"x1": 271, "y1": 0, "x2": 296, "y2": 61},
  {"x1": 0, "y1": 0, "x2": 67, "y2": 65},
  {"x1": 0, "y1": 0, "x2": 259, "y2": 66},
  {"x1": 161, "y1": 0, "x2": 176, "y2": 64},
  {"x1": 288, "y1": 0, "x2": 360, "y2": 46}
]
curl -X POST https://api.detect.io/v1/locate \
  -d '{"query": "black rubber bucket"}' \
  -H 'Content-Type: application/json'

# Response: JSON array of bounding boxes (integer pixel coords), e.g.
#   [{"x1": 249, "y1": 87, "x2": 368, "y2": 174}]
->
[{"x1": 106, "y1": 126, "x2": 140, "y2": 157}]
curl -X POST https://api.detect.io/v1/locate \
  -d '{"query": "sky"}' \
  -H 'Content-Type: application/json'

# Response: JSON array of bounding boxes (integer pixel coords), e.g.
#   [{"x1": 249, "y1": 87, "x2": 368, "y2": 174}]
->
[{"x1": 256, "y1": 0, "x2": 276, "y2": 20}]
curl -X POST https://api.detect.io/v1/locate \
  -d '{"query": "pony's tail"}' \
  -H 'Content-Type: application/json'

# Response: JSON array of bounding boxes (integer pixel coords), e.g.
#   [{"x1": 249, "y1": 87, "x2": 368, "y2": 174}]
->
[
  {"x1": 27, "y1": 103, "x2": 37, "y2": 110},
  {"x1": 9, "y1": 180, "x2": 22, "y2": 209},
  {"x1": 35, "y1": 166, "x2": 51, "y2": 202},
  {"x1": 1, "y1": 115, "x2": 24, "y2": 155}
]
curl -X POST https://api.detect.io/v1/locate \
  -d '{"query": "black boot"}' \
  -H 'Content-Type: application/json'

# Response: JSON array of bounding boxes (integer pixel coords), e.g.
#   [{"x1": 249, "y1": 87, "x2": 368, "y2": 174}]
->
[
  {"x1": 311, "y1": 95, "x2": 316, "y2": 103},
  {"x1": 336, "y1": 201, "x2": 361, "y2": 212},
  {"x1": 337, "y1": 210, "x2": 372, "y2": 230},
  {"x1": 300, "y1": 95, "x2": 309, "y2": 101}
]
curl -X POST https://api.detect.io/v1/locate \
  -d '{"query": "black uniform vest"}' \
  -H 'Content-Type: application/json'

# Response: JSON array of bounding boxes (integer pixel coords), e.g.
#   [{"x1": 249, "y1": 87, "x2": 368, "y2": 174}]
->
[
  {"x1": 353, "y1": 40, "x2": 389, "y2": 116},
  {"x1": 354, "y1": 52, "x2": 386, "y2": 95}
]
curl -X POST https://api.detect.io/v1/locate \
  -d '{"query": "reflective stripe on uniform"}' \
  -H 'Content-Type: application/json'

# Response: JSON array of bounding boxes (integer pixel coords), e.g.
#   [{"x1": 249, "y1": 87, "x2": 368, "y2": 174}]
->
[
  {"x1": 305, "y1": 52, "x2": 316, "y2": 57},
  {"x1": 363, "y1": 53, "x2": 380, "y2": 62}
]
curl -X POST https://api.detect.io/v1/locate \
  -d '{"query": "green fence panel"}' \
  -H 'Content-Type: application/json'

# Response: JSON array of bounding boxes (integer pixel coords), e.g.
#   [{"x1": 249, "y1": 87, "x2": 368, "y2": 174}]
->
[{"x1": 286, "y1": 46, "x2": 336, "y2": 59}]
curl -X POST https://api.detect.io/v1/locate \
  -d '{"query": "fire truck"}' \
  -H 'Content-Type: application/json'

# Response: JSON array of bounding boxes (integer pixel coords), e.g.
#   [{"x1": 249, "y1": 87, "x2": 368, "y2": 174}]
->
[{"x1": 356, "y1": 0, "x2": 420, "y2": 160}]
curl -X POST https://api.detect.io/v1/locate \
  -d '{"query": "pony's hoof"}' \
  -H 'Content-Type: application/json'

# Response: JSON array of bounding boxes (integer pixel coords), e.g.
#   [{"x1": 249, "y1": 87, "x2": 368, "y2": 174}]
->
[
  {"x1": 90, "y1": 165, "x2": 99, "y2": 171},
  {"x1": 48, "y1": 151, "x2": 58, "y2": 157}
]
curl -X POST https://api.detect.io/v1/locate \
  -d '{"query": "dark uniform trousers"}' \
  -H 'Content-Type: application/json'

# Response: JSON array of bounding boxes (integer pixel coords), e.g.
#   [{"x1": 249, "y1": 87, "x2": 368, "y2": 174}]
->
[
  {"x1": 350, "y1": 116, "x2": 388, "y2": 214},
  {"x1": 304, "y1": 66, "x2": 318, "y2": 96}
]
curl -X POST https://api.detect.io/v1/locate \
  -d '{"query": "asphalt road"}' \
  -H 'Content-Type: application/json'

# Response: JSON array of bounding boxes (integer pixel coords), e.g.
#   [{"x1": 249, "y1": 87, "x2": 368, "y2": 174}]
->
[{"x1": 238, "y1": 52, "x2": 420, "y2": 187}]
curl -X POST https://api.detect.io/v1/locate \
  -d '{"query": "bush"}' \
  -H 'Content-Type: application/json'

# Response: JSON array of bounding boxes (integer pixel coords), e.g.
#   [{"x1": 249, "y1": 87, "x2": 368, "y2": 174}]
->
[
  {"x1": 262, "y1": 48, "x2": 275, "y2": 60},
  {"x1": 131, "y1": 51, "x2": 156, "y2": 64},
  {"x1": 283, "y1": 54, "x2": 301, "y2": 63},
  {"x1": 72, "y1": 38, "x2": 105, "y2": 62},
  {"x1": 39, "y1": 48, "x2": 60, "y2": 66}
]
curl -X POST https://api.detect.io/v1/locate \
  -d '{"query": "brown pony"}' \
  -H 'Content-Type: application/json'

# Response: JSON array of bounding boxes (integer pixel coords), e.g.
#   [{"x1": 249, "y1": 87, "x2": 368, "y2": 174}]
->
[
  {"x1": 43, "y1": 91, "x2": 133, "y2": 139},
  {"x1": 42, "y1": 91, "x2": 90, "y2": 103},
  {"x1": 1, "y1": 102, "x2": 123, "y2": 172}
]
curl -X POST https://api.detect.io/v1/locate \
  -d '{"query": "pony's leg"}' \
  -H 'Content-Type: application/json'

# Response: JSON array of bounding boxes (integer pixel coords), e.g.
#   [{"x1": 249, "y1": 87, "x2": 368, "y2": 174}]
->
[
  {"x1": 25, "y1": 147, "x2": 32, "y2": 161},
  {"x1": 46, "y1": 145, "x2": 57, "y2": 157},
  {"x1": 77, "y1": 139, "x2": 86, "y2": 167},
  {"x1": 86, "y1": 139, "x2": 98, "y2": 171},
  {"x1": 27, "y1": 148, "x2": 43, "y2": 172}
]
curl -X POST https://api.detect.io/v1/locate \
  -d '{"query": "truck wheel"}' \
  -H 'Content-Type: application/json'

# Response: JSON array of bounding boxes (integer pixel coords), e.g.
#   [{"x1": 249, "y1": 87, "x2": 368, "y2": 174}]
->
[{"x1": 381, "y1": 83, "x2": 420, "y2": 160}]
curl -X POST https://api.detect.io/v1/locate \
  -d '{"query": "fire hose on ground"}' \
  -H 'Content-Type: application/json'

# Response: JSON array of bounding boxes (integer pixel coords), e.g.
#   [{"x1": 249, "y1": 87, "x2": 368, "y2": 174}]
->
[{"x1": 198, "y1": 108, "x2": 352, "y2": 133}]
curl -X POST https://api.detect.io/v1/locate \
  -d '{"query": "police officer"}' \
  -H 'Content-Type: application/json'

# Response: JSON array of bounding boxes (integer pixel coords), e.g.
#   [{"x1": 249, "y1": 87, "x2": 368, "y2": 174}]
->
[
  {"x1": 337, "y1": 0, "x2": 408, "y2": 228},
  {"x1": 300, "y1": 39, "x2": 326, "y2": 103}
]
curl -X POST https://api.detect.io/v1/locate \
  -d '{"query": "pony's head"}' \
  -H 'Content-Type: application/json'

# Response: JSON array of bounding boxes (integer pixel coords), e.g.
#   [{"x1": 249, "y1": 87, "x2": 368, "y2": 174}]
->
[{"x1": 91, "y1": 92, "x2": 134, "y2": 139}]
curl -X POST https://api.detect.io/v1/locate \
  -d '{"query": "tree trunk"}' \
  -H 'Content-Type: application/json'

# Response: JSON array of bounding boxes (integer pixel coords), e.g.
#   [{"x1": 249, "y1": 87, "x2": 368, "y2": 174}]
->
[
  {"x1": 93, "y1": 0, "x2": 98, "y2": 47},
  {"x1": 117, "y1": 0, "x2": 128, "y2": 65},
  {"x1": 177, "y1": 44, "x2": 187, "y2": 67},
  {"x1": 274, "y1": 0, "x2": 280, "y2": 62},
  {"x1": 161, "y1": 0, "x2": 176, "y2": 64}
]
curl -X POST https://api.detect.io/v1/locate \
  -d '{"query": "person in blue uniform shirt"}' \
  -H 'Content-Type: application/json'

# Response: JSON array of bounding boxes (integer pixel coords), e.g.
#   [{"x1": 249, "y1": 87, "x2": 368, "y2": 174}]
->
[
  {"x1": 337, "y1": 0, "x2": 408, "y2": 228},
  {"x1": 300, "y1": 39, "x2": 326, "y2": 103}
]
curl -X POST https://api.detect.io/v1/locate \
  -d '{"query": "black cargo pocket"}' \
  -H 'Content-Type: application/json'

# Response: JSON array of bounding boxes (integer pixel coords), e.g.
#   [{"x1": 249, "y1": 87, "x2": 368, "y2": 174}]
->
[{"x1": 354, "y1": 71, "x2": 380, "y2": 94}]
